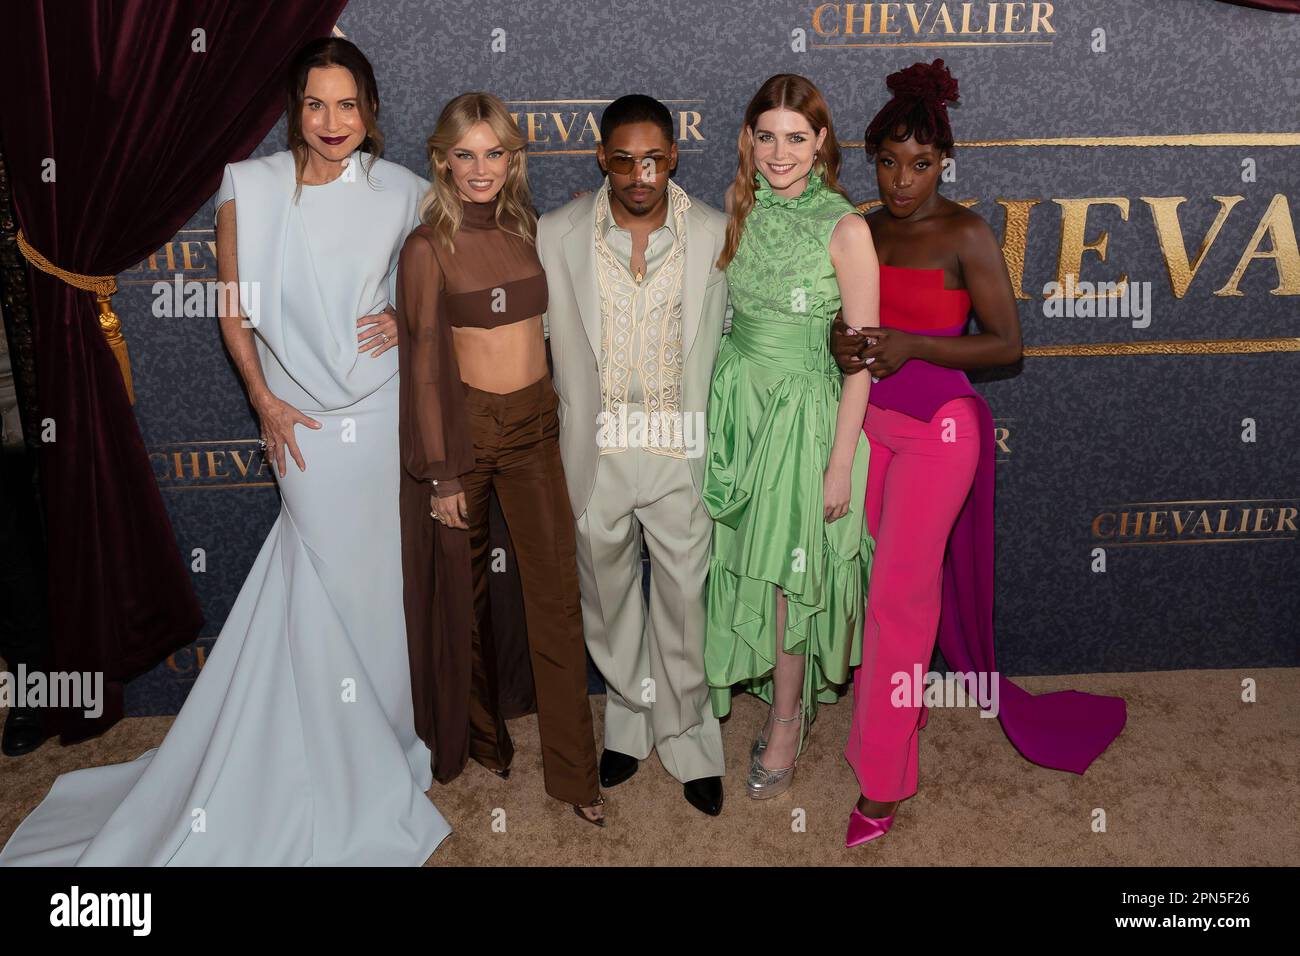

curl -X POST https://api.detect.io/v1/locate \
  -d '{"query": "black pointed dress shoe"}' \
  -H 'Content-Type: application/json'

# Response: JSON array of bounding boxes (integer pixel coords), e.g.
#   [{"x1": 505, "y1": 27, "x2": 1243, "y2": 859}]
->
[
  {"x1": 2, "y1": 706, "x2": 49, "y2": 757},
  {"x1": 598, "y1": 749, "x2": 638, "y2": 788},
  {"x1": 683, "y1": 775, "x2": 724, "y2": 816}
]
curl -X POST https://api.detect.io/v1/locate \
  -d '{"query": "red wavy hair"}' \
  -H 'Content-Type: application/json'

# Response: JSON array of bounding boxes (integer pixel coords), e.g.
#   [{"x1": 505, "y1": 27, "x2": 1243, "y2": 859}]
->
[{"x1": 717, "y1": 73, "x2": 850, "y2": 270}]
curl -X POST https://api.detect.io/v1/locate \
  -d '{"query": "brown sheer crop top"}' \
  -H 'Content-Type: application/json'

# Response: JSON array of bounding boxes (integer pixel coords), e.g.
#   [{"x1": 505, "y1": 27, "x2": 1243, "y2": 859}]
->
[
  {"x1": 395, "y1": 196, "x2": 548, "y2": 496},
  {"x1": 440, "y1": 198, "x2": 547, "y2": 327}
]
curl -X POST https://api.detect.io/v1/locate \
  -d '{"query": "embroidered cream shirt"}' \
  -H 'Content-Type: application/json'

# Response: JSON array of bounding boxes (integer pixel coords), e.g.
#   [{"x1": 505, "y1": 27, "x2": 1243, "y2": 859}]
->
[{"x1": 593, "y1": 178, "x2": 690, "y2": 456}]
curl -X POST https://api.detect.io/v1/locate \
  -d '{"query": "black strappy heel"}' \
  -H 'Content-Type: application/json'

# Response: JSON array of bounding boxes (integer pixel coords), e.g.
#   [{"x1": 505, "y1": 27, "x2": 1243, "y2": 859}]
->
[{"x1": 572, "y1": 793, "x2": 606, "y2": 828}]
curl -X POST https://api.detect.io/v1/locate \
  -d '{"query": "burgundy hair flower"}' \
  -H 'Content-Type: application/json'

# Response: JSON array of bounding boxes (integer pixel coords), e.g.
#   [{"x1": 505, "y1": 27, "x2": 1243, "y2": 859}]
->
[
  {"x1": 885, "y1": 58, "x2": 960, "y2": 111},
  {"x1": 864, "y1": 58, "x2": 960, "y2": 154}
]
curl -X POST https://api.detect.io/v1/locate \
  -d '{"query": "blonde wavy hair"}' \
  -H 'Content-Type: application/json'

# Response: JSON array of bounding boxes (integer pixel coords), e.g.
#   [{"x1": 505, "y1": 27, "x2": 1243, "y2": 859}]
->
[
  {"x1": 419, "y1": 92, "x2": 536, "y2": 252},
  {"x1": 717, "y1": 74, "x2": 850, "y2": 270}
]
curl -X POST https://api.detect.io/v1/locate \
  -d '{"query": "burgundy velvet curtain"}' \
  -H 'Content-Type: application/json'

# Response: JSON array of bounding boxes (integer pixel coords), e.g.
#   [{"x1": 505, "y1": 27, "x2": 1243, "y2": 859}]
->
[
  {"x1": 1214, "y1": 0, "x2": 1300, "y2": 11},
  {"x1": 0, "y1": 0, "x2": 349, "y2": 741}
]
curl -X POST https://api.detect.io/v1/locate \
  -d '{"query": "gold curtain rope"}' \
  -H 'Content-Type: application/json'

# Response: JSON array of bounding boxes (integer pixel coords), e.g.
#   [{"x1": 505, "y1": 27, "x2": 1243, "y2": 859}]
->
[{"x1": 16, "y1": 228, "x2": 134, "y2": 404}]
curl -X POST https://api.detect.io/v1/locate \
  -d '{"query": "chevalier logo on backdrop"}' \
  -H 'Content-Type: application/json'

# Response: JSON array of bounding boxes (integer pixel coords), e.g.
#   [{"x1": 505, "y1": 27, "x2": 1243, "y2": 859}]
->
[
  {"x1": 993, "y1": 420, "x2": 1011, "y2": 462},
  {"x1": 121, "y1": 229, "x2": 216, "y2": 284},
  {"x1": 507, "y1": 99, "x2": 706, "y2": 154},
  {"x1": 166, "y1": 637, "x2": 218, "y2": 680},
  {"x1": 150, "y1": 441, "x2": 274, "y2": 490},
  {"x1": 811, "y1": 2, "x2": 1058, "y2": 46},
  {"x1": 1091, "y1": 499, "x2": 1300, "y2": 547},
  {"x1": 847, "y1": 194, "x2": 1300, "y2": 304}
]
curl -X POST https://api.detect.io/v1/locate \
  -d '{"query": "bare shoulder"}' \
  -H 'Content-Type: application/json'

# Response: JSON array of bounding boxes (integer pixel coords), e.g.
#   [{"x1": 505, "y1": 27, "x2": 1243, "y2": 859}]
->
[
  {"x1": 864, "y1": 206, "x2": 891, "y2": 230},
  {"x1": 948, "y1": 201, "x2": 999, "y2": 255},
  {"x1": 830, "y1": 209, "x2": 873, "y2": 249}
]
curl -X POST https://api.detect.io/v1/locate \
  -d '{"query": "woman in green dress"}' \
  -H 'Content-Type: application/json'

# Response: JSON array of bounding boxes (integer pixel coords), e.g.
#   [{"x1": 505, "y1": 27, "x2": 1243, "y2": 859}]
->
[{"x1": 704, "y1": 73, "x2": 879, "y2": 799}]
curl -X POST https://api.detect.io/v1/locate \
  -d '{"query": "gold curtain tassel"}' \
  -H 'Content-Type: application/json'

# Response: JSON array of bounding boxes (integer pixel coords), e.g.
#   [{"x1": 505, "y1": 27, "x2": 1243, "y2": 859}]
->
[
  {"x1": 16, "y1": 228, "x2": 134, "y2": 405},
  {"x1": 96, "y1": 293, "x2": 135, "y2": 404}
]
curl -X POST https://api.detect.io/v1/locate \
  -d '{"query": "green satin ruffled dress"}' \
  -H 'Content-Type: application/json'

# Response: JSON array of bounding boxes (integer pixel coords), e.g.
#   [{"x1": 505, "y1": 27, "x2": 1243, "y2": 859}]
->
[{"x1": 703, "y1": 170, "x2": 874, "y2": 731}]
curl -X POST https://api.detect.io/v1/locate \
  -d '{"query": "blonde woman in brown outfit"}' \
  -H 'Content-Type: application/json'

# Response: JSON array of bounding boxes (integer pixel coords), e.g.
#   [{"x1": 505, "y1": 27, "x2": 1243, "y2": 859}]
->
[{"x1": 396, "y1": 92, "x2": 605, "y2": 826}]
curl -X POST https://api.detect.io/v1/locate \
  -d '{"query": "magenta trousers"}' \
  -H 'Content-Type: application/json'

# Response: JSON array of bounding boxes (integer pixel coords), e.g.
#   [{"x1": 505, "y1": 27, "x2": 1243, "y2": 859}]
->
[{"x1": 845, "y1": 397, "x2": 981, "y2": 801}]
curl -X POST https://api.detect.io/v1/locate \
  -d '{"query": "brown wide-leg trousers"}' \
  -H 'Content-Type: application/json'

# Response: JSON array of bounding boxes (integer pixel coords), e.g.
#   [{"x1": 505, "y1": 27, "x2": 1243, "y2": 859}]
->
[{"x1": 461, "y1": 373, "x2": 599, "y2": 806}]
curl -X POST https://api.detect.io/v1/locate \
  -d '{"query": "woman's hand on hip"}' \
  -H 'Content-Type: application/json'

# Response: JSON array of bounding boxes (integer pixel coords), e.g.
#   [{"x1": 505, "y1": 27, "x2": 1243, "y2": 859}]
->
[
  {"x1": 358, "y1": 307, "x2": 398, "y2": 358},
  {"x1": 253, "y1": 394, "x2": 321, "y2": 477}
]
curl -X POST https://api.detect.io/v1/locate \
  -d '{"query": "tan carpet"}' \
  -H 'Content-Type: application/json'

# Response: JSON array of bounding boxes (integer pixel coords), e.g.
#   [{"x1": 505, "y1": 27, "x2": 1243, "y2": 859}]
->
[{"x1": 1, "y1": 668, "x2": 1296, "y2": 866}]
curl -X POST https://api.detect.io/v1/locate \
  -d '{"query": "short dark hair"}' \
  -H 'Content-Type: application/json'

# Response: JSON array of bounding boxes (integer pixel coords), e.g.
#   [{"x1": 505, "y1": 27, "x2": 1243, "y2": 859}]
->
[
  {"x1": 599, "y1": 94, "x2": 674, "y2": 147},
  {"x1": 864, "y1": 60, "x2": 958, "y2": 157}
]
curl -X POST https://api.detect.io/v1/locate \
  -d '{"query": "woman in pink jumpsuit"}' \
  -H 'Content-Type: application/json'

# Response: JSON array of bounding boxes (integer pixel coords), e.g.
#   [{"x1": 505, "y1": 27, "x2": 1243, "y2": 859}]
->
[{"x1": 831, "y1": 60, "x2": 1127, "y2": 847}]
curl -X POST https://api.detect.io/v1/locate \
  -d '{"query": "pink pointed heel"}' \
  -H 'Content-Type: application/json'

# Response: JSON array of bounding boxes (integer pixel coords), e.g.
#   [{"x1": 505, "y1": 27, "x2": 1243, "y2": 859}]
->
[{"x1": 844, "y1": 807, "x2": 895, "y2": 848}]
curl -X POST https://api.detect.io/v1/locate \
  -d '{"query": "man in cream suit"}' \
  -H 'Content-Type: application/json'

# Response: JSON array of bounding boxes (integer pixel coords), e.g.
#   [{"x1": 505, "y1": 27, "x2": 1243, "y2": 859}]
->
[{"x1": 536, "y1": 95, "x2": 727, "y2": 816}]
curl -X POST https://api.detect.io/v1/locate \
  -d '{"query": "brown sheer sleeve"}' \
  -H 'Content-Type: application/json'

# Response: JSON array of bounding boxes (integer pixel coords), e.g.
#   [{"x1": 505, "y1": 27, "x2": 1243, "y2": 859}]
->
[{"x1": 396, "y1": 228, "x2": 473, "y2": 497}]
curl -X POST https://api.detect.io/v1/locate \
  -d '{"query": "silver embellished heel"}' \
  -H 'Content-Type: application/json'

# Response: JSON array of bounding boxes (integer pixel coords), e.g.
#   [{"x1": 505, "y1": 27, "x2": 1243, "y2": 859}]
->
[
  {"x1": 746, "y1": 709, "x2": 804, "y2": 800},
  {"x1": 750, "y1": 706, "x2": 773, "y2": 763}
]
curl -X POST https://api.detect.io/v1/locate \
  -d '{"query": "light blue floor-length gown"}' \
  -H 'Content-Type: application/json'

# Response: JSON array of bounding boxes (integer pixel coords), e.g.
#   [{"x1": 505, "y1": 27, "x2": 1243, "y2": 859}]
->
[{"x1": 0, "y1": 150, "x2": 451, "y2": 865}]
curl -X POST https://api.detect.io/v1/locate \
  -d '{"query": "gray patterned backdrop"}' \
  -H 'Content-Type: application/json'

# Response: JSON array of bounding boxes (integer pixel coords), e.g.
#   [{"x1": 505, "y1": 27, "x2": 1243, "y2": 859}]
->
[{"x1": 121, "y1": 0, "x2": 1299, "y2": 714}]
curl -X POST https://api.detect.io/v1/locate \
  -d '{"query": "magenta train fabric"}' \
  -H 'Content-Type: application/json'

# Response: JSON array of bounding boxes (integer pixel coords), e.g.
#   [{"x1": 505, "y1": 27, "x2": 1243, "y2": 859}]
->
[{"x1": 870, "y1": 265, "x2": 1126, "y2": 776}]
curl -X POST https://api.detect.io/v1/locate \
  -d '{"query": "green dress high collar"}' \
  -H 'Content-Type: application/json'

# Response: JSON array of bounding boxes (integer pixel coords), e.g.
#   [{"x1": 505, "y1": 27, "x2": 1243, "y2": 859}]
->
[{"x1": 754, "y1": 168, "x2": 826, "y2": 209}]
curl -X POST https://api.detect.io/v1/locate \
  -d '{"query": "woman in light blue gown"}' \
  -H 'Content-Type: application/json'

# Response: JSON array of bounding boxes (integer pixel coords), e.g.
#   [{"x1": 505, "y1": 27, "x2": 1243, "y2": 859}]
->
[{"x1": 0, "y1": 38, "x2": 450, "y2": 866}]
